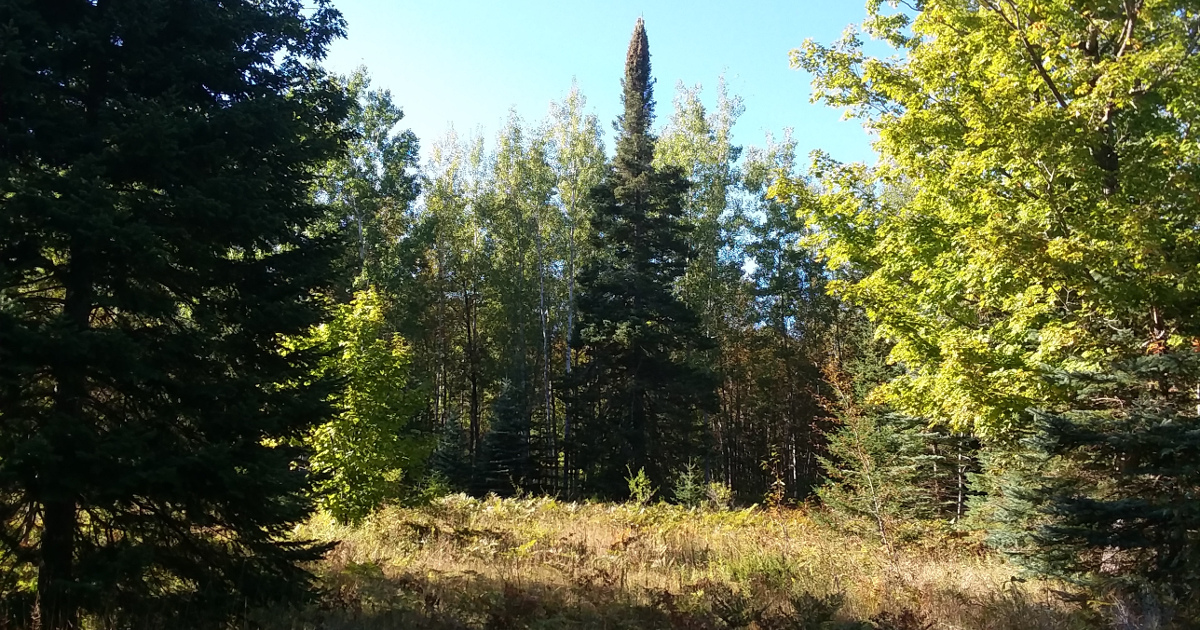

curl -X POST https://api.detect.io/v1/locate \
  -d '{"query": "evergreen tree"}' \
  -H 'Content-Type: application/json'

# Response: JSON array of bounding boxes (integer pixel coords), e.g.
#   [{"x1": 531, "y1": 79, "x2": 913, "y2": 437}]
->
[
  {"x1": 478, "y1": 379, "x2": 535, "y2": 496},
  {"x1": 989, "y1": 353, "x2": 1200, "y2": 624},
  {"x1": 567, "y1": 18, "x2": 717, "y2": 498},
  {"x1": 0, "y1": 1, "x2": 348, "y2": 626},
  {"x1": 429, "y1": 415, "x2": 474, "y2": 492},
  {"x1": 819, "y1": 312, "x2": 978, "y2": 539}
]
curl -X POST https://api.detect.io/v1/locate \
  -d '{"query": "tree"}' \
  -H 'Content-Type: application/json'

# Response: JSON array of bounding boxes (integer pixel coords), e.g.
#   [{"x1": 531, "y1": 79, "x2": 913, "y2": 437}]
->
[
  {"x1": 404, "y1": 131, "x2": 495, "y2": 464},
  {"x1": 726, "y1": 133, "x2": 838, "y2": 501},
  {"x1": 818, "y1": 314, "x2": 978, "y2": 545},
  {"x1": 483, "y1": 113, "x2": 558, "y2": 491},
  {"x1": 304, "y1": 288, "x2": 428, "y2": 524},
  {"x1": 315, "y1": 68, "x2": 420, "y2": 291},
  {"x1": 818, "y1": 367, "x2": 920, "y2": 556},
  {"x1": 782, "y1": 1, "x2": 1200, "y2": 436},
  {"x1": 655, "y1": 82, "x2": 745, "y2": 491},
  {"x1": 784, "y1": 0, "x2": 1200, "y2": 614},
  {"x1": 655, "y1": 79, "x2": 744, "y2": 336},
  {"x1": 478, "y1": 379, "x2": 535, "y2": 495},
  {"x1": 545, "y1": 84, "x2": 606, "y2": 492},
  {"x1": 988, "y1": 354, "x2": 1200, "y2": 623},
  {"x1": 567, "y1": 18, "x2": 717, "y2": 497},
  {"x1": 0, "y1": 1, "x2": 348, "y2": 626}
]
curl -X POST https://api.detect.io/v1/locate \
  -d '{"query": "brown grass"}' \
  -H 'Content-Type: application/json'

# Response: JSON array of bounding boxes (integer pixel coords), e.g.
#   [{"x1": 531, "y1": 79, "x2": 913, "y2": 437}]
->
[{"x1": 257, "y1": 495, "x2": 1092, "y2": 629}]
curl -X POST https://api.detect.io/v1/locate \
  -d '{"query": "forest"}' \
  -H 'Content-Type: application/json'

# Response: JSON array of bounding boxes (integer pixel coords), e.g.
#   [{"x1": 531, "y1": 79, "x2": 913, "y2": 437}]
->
[{"x1": 2, "y1": 1, "x2": 1199, "y2": 629}]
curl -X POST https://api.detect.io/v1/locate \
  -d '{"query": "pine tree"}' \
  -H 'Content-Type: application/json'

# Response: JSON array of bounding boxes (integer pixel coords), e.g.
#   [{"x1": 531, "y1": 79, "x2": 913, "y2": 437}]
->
[
  {"x1": 567, "y1": 18, "x2": 717, "y2": 498},
  {"x1": 478, "y1": 379, "x2": 535, "y2": 496},
  {"x1": 988, "y1": 353, "x2": 1200, "y2": 623},
  {"x1": 0, "y1": 1, "x2": 348, "y2": 626},
  {"x1": 430, "y1": 416, "x2": 474, "y2": 492}
]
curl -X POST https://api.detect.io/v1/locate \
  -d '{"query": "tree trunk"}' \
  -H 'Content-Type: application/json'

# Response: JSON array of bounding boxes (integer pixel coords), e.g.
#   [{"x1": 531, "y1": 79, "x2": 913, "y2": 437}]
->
[
  {"x1": 563, "y1": 186, "x2": 577, "y2": 493},
  {"x1": 40, "y1": 255, "x2": 93, "y2": 629},
  {"x1": 465, "y1": 290, "x2": 480, "y2": 462},
  {"x1": 535, "y1": 211, "x2": 555, "y2": 490},
  {"x1": 38, "y1": 500, "x2": 77, "y2": 630}
]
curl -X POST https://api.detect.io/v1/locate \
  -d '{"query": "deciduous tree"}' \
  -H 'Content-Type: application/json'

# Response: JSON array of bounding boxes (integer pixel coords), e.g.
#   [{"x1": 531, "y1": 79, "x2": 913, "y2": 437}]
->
[{"x1": 783, "y1": 0, "x2": 1200, "y2": 435}]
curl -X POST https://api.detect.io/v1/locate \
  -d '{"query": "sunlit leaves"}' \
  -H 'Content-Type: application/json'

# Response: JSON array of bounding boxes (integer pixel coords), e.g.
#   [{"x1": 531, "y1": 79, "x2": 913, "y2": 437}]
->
[
  {"x1": 307, "y1": 288, "x2": 428, "y2": 523},
  {"x1": 782, "y1": 0, "x2": 1200, "y2": 435}
]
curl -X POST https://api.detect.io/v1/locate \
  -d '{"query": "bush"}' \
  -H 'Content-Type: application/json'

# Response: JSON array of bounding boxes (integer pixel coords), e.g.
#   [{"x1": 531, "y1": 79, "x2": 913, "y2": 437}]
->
[
  {"x1": 626, "y1": 466, "x2": 656, "y2": 505},
  {"x1": 706, "y1": 482, "x2": 733, "y2": 510}
]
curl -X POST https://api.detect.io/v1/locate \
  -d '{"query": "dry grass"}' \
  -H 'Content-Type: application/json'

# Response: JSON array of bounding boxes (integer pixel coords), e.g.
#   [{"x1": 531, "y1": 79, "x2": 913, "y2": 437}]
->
[{"x1": 257, "y1": 495, "x2": 1092, "y2": 629}]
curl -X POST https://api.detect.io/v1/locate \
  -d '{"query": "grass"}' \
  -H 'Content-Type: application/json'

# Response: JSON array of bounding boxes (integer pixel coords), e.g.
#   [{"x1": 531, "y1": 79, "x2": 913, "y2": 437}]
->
[{"x1": 256, "y1": 495, "x2": 1091, "y2": 629}]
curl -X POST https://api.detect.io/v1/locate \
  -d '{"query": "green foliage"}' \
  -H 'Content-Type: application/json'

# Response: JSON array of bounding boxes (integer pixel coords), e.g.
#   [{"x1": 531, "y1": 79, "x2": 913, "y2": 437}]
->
[
  {"x1": 430, "y1": 418, "x2": 474, "y2": 492},
  {"x1": 818, "y1": 315, "x2": 978, "y2": 542},
  {"x1": 657, "y1": 85, "x2": 834, "y2": 504},
  {"x1": 783, "y1": 1, "x2": 1200, "y2": 436},
  {"x1": 669, "y1": 464, "x2": 732, "y2": 510},
  {"x1": 671, "y1": 461, "x2": 707, "y2": 507},
  {"x1": 568, "y1": 18, "x2": 718, "y2": 498},
  {"x1": 478, "y1": 379, "x2": 535, "y2": 496},
  {"x1": 817, "y1": 384, "x2": 927, "y2": 550},
  {"x1": 787, "y1": 0, "x2": 1200, "y2": 616},
  {"x1": 392, "y1": 99, "x2": 606, "y2": 495},
  {"x1": 306, "y1": 288, "x2": 429, "y2": 523},
  {"x1": 626, "y1": 467, "x2": 657, "y2": 505},
  {"x1": 734, "y1": 133, "x2": 840, "y2": 501},
  {"x1": 989, "y1": 353, "x2": 1200, "y2": 623},
  {"x1": 316, "y1": 68, "x2": 421, "y2": 291},
  {"x1": 0, "y1": 0, "x2": 349, "y2": 625},
  {"x1": 403, "y1": 132, "x2": 496, "y2": 462},
  {"x1": 705, "y1": 482, "x2": 733, "y2": 511},
  {"x1": 655, "y1": 80, "x2": 744, "y2": 337}
]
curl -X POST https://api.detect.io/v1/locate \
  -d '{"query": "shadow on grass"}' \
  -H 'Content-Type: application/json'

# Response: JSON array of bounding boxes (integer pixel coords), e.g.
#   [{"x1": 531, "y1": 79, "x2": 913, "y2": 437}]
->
[{"x1": 252, "y1": 561, "x2": 1090, "y2": 630}]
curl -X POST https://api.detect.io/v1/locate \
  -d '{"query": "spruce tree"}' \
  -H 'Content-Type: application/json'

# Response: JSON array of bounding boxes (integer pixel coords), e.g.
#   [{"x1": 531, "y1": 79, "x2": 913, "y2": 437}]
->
[
  {"x1": 988, "y1": 354, "x2": 1200, "y2": 623},
  {"x1": 430, "y1": 416, "x2": 474, "y2": 492},
  {"x1": 0, "y1": 1, "x2": 348, "y2": 626},
  {"x1": 478, "y1": 379, "x2": 535, "y2": 496},
  {"x1": 567, "y1": 18, "x2": 717, "y2": 498},
  {"x1": 818, "y1": 313, "x2": 977, "y2": 536}
]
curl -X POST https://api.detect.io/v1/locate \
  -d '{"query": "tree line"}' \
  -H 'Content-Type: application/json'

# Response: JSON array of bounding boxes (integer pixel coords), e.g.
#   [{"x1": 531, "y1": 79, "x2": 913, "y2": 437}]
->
[{"x1": 327, "y1": 21, "x2": 840, "y2": 509}]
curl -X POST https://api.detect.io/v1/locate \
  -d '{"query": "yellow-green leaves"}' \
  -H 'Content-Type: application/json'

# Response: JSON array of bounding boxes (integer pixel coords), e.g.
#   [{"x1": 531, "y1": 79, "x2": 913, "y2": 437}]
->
[
  {"x1": 308, "y1": 288, "x2": 430, "y2": 523},
  {"x1": 781, "y1": 0, "x2": 1200, "y2": 436}
]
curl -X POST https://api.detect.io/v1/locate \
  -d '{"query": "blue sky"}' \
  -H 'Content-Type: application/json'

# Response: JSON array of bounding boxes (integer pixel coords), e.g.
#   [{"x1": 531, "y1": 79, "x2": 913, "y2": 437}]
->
[{"x1": 322, "y1": 1, "x2": 881, "y2": 166}]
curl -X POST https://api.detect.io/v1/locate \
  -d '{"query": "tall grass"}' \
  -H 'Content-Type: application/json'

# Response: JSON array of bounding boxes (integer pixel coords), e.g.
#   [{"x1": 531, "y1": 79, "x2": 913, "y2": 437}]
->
[{"x1": 257, "y1": 495, "x2": 1090, "y2": 629}]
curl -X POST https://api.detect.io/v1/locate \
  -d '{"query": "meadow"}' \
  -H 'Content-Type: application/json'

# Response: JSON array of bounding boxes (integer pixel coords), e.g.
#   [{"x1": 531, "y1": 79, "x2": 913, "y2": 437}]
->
[{"x1": 259, "y1": 496, "x2": 1089, "y2": 630}]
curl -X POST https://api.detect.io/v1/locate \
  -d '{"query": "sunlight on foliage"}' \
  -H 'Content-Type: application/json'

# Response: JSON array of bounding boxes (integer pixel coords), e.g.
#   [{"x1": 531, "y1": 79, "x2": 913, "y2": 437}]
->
[{"x1": 306, "y1": 289, "x2": 431, "y2": 522}]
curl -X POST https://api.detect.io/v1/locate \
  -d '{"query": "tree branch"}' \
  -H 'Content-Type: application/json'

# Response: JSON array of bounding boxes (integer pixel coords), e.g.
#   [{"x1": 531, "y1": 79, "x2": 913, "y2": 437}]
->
[{"x1": 982, "y1": 0, "x2": 1070, "y2": 108}]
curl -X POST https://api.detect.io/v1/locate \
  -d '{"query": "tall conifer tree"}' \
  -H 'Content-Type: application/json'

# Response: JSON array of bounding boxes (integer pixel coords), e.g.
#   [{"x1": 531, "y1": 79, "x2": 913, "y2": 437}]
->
[
  {"x1": 0, "y1": 1, "x2": 347, "y2": 626},
  {"x1": 567, "y1": 18, "x2": 717, "y2": 498}
]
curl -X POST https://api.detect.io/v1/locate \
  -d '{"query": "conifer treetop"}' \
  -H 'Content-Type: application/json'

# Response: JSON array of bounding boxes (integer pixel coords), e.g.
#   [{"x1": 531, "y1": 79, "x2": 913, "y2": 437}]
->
[{"x1": 617, "y1": 16, "x2": 655, "y2": 176}]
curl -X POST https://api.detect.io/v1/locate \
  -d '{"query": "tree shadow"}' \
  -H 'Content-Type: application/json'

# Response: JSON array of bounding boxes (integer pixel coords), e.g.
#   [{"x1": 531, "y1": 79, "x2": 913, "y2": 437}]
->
[{"x1": 250, "y1": 562, "x2": 1090, "y2": 630}]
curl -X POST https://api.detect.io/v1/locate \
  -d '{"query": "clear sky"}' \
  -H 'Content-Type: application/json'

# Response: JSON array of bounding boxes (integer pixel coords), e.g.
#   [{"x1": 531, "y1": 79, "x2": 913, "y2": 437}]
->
[{"x1": 321, "y1": 1, "x2": 881, "y2": 166}]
